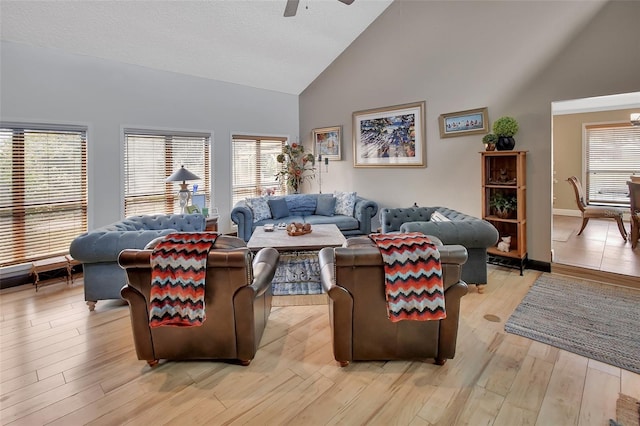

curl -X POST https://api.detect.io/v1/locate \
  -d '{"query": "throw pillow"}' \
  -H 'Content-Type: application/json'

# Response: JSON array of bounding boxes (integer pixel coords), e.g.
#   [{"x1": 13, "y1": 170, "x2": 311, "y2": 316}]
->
[
  {"x1": 430, "y1": 211, "x2": 451, "y2": 222},
  {"x1": 245, "y1": 196, "x2": 272, "y2": 222},
  {"x1": 268, "y1": 198, "x2": 290, "y2": 220},
  {"x1": 315, "y1": 194, "x2": 336, "y2": 216},
  {"x1": 334, "y1": 191, "x2": 357, "y2": 216}
]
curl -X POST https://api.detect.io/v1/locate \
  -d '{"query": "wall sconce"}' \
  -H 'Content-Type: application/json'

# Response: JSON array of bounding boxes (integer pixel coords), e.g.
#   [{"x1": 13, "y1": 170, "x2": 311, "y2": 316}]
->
[
  {"x1": 631, "y1": 113, "x2": 640, "y2": 126},
  {"x1": 166, "y1": 165, "x2": 200, "y2": 214},
  {"x1": 317, "y1": 154, "x2": 329, "y2": 194}
]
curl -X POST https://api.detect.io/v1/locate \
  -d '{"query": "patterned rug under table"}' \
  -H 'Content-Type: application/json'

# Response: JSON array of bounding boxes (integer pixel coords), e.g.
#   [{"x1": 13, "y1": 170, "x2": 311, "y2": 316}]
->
[{"x1": 272, "y1": 251, "x2": 322, "y2": 295}]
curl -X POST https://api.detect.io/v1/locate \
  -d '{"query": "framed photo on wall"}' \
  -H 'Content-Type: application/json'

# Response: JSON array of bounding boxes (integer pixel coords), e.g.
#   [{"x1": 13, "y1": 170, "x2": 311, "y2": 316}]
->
[
  {"x1": 313, "y1": 126, "x2": 342, "y2": 160},
  {"x1": 438, "y1": 107, "x2": 489, "y2": 138},
  {"x1": 352, "y1": 101, "x2": 426, "y2": 168}
]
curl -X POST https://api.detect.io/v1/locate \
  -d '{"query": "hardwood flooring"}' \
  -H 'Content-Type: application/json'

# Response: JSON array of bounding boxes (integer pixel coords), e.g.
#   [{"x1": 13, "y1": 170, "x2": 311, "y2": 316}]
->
[{"x1": 2, "y1": 268, "x2": 639, "y2": 425}]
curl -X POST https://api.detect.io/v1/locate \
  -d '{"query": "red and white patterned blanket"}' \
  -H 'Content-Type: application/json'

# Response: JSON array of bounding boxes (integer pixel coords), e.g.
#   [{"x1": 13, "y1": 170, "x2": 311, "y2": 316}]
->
[
  {"x1": 369, "y1": 232, "x2": 446, "y2": 322},
  {"x1": 148, "y1": 232, "x2": 218, "y2": 327}
]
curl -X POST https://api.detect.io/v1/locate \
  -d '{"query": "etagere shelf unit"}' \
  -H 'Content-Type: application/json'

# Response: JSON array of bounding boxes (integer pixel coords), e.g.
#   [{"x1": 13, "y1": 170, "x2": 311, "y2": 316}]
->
[{"x1": 481, "y1": 150, "x2": 527, "y2": 275}]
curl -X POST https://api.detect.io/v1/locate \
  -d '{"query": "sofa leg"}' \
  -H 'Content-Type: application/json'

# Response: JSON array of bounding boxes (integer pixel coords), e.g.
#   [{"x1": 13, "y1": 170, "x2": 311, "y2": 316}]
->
[
  {"x1": 147, "y1": 359, "x2": 159, "y2": 367},
  {"x1": 476, "y1": 284, "x2": 485, "y2": 294},
  {"x1": 86, "y1": 301, "x2": 96, "y2": 311},
  {"x1": 435, "y1": 358, "x2": 447, "y2": 366},
  {"x1": 339, "y1": 360, "x2": 350, "y2": 367},
  {"x1": 240, "y1": 360, "x2": 251, "y2": 366}
]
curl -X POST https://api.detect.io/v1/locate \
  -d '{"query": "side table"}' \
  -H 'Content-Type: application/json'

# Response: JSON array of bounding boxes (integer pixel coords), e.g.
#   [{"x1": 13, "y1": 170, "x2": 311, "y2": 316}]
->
[{"x1": 205, "y1": 216, "x2": 218, "y2": 232}]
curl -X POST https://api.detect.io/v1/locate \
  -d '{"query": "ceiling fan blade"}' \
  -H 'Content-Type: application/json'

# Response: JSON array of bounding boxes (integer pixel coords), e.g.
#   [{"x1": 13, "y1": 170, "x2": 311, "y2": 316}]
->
[
  {"x1": 284, "y1": 0, "x2": 299, "y2": 17},
  {"x1": 338, "y1": 0, "x2": 355, "y2": 4}
]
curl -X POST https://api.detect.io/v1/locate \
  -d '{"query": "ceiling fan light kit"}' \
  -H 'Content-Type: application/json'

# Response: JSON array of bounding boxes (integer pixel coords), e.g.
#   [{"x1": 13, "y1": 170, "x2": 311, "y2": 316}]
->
[{"x1": 284, "y1": 0, "x2": 355, "y2": 17}]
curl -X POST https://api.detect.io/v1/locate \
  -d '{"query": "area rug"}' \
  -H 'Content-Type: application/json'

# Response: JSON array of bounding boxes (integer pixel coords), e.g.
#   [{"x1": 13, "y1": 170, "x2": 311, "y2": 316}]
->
[
  {"x1": 505, "y1": 274, "x2": 640, "y2": 374},
  {"x1": 614, "y1": 393, "x2": 640, "y2": 426}
]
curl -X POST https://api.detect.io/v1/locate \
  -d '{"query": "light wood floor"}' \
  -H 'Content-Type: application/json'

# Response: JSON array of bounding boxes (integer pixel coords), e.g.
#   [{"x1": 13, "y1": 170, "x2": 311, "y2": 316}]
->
[
  {"x1": 552, "y1": 215, "x2": 640, "y2": 278},
  {"x1": 1, "y1": 268, "x2": 639, "y2": 426}
]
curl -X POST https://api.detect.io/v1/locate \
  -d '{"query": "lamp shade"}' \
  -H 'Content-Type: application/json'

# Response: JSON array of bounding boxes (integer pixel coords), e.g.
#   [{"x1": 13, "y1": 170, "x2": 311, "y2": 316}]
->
[{"x1": 166, "y1": 165, "x2": 200, "y2": 183}]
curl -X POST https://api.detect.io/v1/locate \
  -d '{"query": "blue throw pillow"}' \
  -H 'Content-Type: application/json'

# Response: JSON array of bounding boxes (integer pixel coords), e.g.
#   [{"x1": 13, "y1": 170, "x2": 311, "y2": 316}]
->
[
  {"x1": 268, "y1": 198, "x2": 290, "y2": 220},
  {"x1": 315, "y1": 195, "x2": 336, "y2": 216}
]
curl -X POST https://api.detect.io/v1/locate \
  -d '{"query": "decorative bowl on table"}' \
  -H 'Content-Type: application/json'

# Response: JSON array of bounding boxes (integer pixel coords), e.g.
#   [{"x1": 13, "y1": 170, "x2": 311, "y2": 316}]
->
[{"x1": 286, "y1": 222, "x2": 312, "y2": 236}]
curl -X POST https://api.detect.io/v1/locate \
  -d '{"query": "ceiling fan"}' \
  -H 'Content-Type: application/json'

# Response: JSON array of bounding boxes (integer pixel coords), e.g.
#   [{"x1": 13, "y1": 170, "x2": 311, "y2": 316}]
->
[{"x1": 284, "y1": 0, "x2": 355, "y2": 17}]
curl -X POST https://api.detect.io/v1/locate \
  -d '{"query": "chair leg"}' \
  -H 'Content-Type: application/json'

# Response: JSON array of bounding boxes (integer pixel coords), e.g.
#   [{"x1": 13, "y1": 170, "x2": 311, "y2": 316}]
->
[
  {"x1": 577, "y1": 218, "x2": 589, "y2": 235},
  {"x1": 147, "y1": 359, "x2": 159, "y2": 367},
  {"x1": 339, "y1": 360, "x2": 350, "y2": 367},
  {"x1": 614, "y1": 217, "x2": 628, "y2": 240},
  {"x1": 435, "y1": 358, "x2": 447, "y2": 366}
]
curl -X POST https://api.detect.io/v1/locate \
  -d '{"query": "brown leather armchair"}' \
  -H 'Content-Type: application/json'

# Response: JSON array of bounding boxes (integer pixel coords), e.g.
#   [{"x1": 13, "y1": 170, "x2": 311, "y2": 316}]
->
[
  {"x1": 318, "y1": 236, "x2": 468, "y2": 367},
  {"x1": 118, "y1": 235, "x2": 279, "y2": 366}
]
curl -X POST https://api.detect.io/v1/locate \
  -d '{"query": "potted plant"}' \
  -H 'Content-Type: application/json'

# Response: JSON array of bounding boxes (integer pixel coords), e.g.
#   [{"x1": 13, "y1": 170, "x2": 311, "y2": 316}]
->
[
  {"x1": 489, "y1": 192, "x2": 517, "y2": 218},
  {"x1": 492, "y1": 116, "x2": 519, "y2": 151},
  {"x1": 482, "y1": 133, "x2": 498, "y2": 151},
  {"x1": 275, "y1": 142, "x2": 315, "y2": 193}
]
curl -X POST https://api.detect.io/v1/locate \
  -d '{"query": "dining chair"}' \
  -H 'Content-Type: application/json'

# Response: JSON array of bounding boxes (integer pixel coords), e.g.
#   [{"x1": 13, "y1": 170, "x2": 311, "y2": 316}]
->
[
  {"x1": 627, "y1": 180, "x2": 640, "y2": 249},
  {"x1": 567, "y1": 176, "x2": 627, "y2": 240}
]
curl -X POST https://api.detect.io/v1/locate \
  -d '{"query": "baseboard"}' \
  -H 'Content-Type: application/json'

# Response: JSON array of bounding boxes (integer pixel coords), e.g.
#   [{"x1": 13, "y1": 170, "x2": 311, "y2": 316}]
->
[
  {"x1": 527, "y1": 259, "x2": 551, "y2": 273},
  {"x1": 553, "y1": 208, "x2": 581, "y2": 217}
]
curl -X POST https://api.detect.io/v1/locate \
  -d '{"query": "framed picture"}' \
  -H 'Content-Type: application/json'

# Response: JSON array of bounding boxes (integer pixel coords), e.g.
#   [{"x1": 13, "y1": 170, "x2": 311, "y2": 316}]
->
[
  {"x1": 438, "y1": 107, "x2": 489, "y2": 138},
  {"x1": 185, "y1": 205, "x2": 200, "y2": 214},
  {"x1": 313, "y1": 126, "x2": 342, "y2": 160},
  {"x1": 191, "y1": 194, "x2": 206, "y2": 210},
  {"x1": 352, "y1": 101, "x2": 426, "y2": 168}
]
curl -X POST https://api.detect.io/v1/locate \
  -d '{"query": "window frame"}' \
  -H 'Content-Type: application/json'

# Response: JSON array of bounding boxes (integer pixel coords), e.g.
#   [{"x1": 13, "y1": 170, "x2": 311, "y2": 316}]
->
[
  {"x1": 0, "y1": 122, "x2": 88, "y2": 267},
  {"x1": 231, "y1": 134, "x2": 287, "y2": 206},
  {"x1": 583, "y1": 122, "x2": 640, "y2": 207},
  {"x1": 123, "y1": 128, "x2": 211, "y2": 217}
]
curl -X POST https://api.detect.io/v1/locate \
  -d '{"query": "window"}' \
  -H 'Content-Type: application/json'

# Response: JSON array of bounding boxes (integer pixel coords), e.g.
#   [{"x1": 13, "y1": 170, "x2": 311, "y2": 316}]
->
[
  {"x1": 231, "y1": 135, "x2": 286, "y2": 206},
  {"x1": 585, "y1": 123, "x2": 640, "y2": 206},
  {"x1": 0, "y1": 124, "x2": 87, "y2": 266},
  {"x1": 124, "y1": 130, "x2": 210, "y2": 217}
]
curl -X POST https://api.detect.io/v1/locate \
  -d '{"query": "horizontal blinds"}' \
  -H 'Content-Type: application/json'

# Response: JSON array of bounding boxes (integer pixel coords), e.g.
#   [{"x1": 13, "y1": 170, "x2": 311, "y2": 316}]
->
[
  {"x1": 0, "y1": 126, "x2": 87, "y2": 266},
  {"x1": 232, "y1": 136, "x2": 286, "y2": 206},
  {"x1": 124, "y1": 131, "x2": 210, "y2": 217},
  {"x1": 585, "y1": 123, "x2": 640, "y2": 206}
]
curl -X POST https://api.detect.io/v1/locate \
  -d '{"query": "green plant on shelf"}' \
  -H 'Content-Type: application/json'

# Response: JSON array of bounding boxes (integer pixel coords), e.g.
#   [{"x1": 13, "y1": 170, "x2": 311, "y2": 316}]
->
[{"x1": 489, "y1": 192, "x2": 517, "y2": 218}]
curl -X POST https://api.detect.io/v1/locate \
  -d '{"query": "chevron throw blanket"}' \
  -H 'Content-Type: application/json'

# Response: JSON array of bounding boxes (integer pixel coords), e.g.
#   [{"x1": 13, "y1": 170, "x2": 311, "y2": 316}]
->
[
  {"x1": 369, "y1": 233, "x2": 446, "y2": 322},
  {"x1": 148, "y1": 232, "x2": 218, "y2": 327}
]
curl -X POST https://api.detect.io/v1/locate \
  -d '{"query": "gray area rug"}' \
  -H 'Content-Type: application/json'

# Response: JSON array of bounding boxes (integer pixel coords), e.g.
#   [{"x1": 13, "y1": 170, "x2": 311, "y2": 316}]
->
[{"x1": 505, "y1": 274, "x2": 640, "y2": 374}]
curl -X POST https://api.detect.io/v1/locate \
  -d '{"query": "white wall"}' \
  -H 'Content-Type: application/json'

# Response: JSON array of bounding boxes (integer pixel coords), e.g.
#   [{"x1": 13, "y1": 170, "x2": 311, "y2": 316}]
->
[
  {"x1": 300, "y1": 0, "x2": 640, "y2": 264},
  {"x1": 0, "y1": 41, "x2": 299, "y2": 232}
]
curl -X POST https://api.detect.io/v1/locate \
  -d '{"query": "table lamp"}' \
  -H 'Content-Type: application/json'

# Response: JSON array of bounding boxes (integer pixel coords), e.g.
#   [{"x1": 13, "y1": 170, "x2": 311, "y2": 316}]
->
[{"x1": 166, "y1": 165, "x2": 200, "y2": 214}]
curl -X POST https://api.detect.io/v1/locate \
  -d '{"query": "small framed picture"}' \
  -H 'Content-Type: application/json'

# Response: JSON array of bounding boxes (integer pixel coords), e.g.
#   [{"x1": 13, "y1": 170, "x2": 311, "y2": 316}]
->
[
  {"x1": 438, "y1": 107, "x2": 489, "y2": 138},
  {"x1": 313, "y1": 126, "x2": 342, "y2": 161},
  {"x1": 192, "y1": 194, "x2": 206, "y2": 210},
  {"x1": 185, "y1": 205, "x2": 200, "y2": 214}
]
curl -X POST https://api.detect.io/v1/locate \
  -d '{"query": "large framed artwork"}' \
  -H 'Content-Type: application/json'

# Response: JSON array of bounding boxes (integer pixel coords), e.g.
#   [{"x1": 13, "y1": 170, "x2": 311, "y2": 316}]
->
[
  {"x1": 438, "y1": 107, "x2": 489, "y2": 138},
  {"x1": 313, "y1": 126, "x2": 342, "y2": 161},
  {"x1": 352, "y1": 101, "x2": 426, "y2": 168}
]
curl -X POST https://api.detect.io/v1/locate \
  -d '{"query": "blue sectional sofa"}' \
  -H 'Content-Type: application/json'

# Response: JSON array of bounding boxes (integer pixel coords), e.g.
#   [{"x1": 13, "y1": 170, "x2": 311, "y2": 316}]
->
[
  {"x1": 70, "y1": 213, "x2": 206, "y2": 311},
  {"x1": 231, "y1": 193, "x2": 378, "y2": 242}
]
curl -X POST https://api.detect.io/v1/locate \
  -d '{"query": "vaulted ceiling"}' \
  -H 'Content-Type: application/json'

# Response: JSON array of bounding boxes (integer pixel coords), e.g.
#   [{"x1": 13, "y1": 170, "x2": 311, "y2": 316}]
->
[{"x1": 0, "y1": 0, "x2": 393, "y2": 95}]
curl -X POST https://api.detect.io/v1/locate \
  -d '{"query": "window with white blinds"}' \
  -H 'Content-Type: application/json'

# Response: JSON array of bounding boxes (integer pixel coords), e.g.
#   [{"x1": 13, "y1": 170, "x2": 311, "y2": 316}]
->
[
  {"x1": 124, "y1": 130, "x2": 210, "y2": 217},
  {"x1": 231, "y1": 135, "x2": 286, "y2": 206},
  {"x1": 0, "y1": 125, "x2": 87, "y2": 266},
  {"x1": 585, "y1": 123, "x2": 640, "y2": 206}
]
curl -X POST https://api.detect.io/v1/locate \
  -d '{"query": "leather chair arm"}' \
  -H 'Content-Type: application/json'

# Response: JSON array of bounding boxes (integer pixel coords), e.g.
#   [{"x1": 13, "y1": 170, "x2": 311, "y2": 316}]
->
[
  {"x1": 250, "y1": 247, "x2": 279, "y2": 297},
  {"x1": 318, "y1": 247, "x2": 336, "y2": 293}
]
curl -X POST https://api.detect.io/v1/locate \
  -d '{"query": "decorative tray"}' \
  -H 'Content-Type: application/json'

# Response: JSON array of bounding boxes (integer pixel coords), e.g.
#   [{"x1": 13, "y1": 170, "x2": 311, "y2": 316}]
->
[
  {"x1": 287, "y1": 229, "x2": 312, "y2": 237},
  {"x1": 286, "y1": 223, "x2": 312, "y2": 236}
]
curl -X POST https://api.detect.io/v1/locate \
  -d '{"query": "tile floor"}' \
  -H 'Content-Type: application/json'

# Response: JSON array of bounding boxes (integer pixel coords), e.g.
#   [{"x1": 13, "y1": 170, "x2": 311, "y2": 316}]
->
[{"x1": 552, "y1": 215, "x2": 640, "y2": 277}]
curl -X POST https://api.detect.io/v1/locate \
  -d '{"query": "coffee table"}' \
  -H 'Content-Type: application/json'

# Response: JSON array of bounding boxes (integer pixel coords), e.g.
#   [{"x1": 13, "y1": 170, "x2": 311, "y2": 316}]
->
[{"x1": 247, "y1": 224, "x2": 346, "y2": 295}]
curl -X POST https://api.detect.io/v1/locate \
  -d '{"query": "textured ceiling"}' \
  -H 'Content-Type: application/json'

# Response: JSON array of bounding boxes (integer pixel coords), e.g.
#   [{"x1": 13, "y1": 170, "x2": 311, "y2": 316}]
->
[{"x1": 0, "y1": 0, "x2": 393, "y2": 95}]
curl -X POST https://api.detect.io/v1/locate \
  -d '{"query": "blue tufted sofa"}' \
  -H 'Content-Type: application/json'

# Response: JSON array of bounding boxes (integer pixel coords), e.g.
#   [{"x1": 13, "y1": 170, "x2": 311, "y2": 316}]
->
[
  {"x1": 380, "y1": 206, "x2": 498, "y2": 288},
  {"x1": 231, "y1": 194, "x2": 378, "y2": 242},
  {"x1": 70, "y1": 214, "x2": 206, "y2": 311}
]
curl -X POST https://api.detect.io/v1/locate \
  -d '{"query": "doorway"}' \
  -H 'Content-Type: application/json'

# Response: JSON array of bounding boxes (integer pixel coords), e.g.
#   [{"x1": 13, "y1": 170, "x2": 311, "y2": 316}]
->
[{"x1": 551, "y1": 92, "x2": 640, "y2": 278}]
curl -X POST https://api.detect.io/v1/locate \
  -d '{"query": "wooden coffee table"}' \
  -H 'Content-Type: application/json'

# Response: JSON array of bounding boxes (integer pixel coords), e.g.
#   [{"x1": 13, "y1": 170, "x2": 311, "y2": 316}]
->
[
  {"x1": 247, "y1": 224, "x2": 346, "y2": 297},
  {"x1": 247, "y1": 223, "x2": 346, "y2": 252}
]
